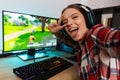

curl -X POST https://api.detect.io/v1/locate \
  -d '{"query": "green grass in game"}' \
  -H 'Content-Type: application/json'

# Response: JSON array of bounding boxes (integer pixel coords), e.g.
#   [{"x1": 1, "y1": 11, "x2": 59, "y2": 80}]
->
[{"x1": 4, "y1": 25, "x2": 53, "y2": 52}]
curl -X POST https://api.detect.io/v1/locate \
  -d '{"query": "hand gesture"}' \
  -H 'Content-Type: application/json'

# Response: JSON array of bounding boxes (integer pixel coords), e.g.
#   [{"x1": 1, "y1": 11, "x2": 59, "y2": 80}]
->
[{"x1": 47, "y1": 16, "x2": 66, "y2": 33}]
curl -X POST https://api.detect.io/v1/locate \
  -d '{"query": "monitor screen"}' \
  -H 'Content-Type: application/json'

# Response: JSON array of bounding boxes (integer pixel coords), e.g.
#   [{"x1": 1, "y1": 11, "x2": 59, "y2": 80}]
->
[{"x1": 2, "y1": 10, "x2": 58, "y2": 56}]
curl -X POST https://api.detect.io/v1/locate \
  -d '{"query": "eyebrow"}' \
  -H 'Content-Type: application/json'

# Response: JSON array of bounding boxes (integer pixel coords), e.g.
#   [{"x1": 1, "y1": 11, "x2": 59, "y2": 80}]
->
[{"x1": 62, "y1": 13, "x2": 79, "y2": 22}]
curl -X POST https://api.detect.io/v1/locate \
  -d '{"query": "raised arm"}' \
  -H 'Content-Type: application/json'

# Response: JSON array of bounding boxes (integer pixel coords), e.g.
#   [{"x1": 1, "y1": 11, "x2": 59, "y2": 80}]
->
[{"x1": 91, "y1": 24, "x2": 120, "y2": 58}]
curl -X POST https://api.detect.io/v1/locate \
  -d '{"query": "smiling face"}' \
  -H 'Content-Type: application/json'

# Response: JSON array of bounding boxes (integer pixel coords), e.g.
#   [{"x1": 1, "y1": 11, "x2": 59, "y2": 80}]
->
[{"x1": 62, "y1": 8, "x2": 89, "y2": 41}]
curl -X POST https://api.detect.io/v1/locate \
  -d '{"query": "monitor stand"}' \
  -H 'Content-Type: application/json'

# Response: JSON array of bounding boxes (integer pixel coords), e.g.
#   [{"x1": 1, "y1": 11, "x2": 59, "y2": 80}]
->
[{"x1": 17, "y1": 48, "x2": 49, "y2": 61}]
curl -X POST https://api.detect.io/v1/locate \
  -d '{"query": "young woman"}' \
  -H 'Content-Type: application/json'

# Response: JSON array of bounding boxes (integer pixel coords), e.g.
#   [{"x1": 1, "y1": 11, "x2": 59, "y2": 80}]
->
[{"x1": 47, "y1": 3, "x2": 120, "y2": 80}]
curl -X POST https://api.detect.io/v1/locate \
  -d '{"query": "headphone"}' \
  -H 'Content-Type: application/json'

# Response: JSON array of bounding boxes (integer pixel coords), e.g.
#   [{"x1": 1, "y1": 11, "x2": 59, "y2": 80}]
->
[
  {"x1": 60, "y1": 3, "x2": 95, "y2": 43},
  {"x1": 78, "y1": 4, "x2": 95, "y2": 29}
]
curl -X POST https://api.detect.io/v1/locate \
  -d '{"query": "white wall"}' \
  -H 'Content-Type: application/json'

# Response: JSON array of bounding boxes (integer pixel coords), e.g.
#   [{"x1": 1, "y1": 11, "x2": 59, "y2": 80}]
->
[
  {"x1": 0, "y1": 0, "x2": 120, "y2": 51},
  {"x1": 81, "y1": 0, "x2": 120, "y2": 9}
]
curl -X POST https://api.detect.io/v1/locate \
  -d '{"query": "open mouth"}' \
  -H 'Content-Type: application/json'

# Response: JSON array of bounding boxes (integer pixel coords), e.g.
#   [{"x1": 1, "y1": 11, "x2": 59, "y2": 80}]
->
[
  {"x1": 68, "y1": 27, "x2": 79, "y2": 38},
  {"x1": 69, "y1": 27, "x2": 79, "y2": 33}
]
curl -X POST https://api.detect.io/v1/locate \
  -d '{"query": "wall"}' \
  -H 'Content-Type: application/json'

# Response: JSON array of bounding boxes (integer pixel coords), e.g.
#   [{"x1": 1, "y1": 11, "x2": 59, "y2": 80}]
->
[{"x1": 81, "y1": 0, "x2": 120, "y2": 9}]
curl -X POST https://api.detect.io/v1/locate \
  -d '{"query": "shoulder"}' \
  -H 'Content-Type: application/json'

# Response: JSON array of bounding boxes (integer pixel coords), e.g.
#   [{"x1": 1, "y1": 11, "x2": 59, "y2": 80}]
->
[
  {"x1": 90, "y1": 24, "x2": 112, "y2": 36},
  {"x1": 90, "y1": 24, "x2": 105, "y2": 33}
]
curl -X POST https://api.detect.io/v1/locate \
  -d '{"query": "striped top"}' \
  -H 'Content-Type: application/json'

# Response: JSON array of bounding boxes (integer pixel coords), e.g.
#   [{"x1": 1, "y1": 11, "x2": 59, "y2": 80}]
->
[{"x1": 77, "y1": 24, "x2": 120, "y2": 80}]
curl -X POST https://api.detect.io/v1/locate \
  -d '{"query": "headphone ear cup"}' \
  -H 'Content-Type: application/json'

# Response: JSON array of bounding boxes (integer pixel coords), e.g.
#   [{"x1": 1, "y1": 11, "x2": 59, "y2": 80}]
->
[
  {"x1": 60, "y1": 29, "x2": 77, "y2": 45},
  {"x1": 80, "y1": 5, "x2": 95, "y2": 29},
  {"x1": 60, "y1": 29, "x2": 68, "y2": 37},
  {"x1": 88, "y1": 12, "x2": 94, "y2": 26},
  {"x1": 83, "y1": 5, "x2": 95, "y2": 26},
  {"x1": 60, "y1": 22, "x2": 68, "y2": 37},
  {"x1": 89, "y1": 10, "x2": 95, "y2": 25}
]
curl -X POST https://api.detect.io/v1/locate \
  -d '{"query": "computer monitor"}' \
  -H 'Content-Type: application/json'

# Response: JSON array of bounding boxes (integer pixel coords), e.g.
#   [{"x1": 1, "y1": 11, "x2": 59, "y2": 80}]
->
[{"x1": 2, "y1": 10, "x2": 58, "y2": 60}]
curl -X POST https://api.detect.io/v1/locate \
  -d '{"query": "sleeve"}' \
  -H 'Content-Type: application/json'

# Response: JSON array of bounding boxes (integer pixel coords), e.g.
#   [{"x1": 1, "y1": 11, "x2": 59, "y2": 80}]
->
[{"x1": 91, "y1": 24, "x2": 120, "y2": 58}]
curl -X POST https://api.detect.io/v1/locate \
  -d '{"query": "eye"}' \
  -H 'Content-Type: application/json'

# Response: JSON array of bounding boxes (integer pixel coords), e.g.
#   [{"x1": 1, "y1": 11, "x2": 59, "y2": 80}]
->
[
  {"x1": 62, "y1": 20, "x2": 68, "y2": 25},
  {"x1": 72, "y1": 16, "x2": 78, "y2": 19}
]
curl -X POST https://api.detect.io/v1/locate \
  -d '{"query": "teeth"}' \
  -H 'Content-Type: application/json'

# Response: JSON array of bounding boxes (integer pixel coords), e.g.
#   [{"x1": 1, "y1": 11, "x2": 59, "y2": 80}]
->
[{"x1": 69, "y1": 27, "x2": 78, "y2": 32}]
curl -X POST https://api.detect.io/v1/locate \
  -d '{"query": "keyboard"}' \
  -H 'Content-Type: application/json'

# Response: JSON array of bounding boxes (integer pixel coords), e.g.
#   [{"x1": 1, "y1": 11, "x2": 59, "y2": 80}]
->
[{"x1": 13, "y1": 57, "x2": 73, "y2": 80}]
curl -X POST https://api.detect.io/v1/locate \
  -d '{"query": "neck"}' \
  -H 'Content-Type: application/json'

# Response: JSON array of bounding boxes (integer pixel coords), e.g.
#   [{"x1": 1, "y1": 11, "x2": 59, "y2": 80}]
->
[{"x1": 78, "y1": 28, "x2": 89, "y2": 44}]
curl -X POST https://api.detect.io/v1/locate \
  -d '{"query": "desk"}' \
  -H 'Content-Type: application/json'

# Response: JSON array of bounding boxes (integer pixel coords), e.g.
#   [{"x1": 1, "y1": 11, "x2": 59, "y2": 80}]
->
[{"x1": 0, "y1": 50, "x2": 80, "y2": 80}]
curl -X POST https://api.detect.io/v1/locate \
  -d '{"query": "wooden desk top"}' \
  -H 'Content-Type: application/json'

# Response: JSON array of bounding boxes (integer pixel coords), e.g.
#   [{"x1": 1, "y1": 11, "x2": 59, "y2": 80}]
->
[{"x1": 0, "y1": 50, "x2": 80, "y2": 80}]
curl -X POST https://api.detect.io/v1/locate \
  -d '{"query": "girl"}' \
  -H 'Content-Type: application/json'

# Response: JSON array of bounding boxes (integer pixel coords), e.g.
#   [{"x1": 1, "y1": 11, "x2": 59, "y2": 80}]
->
[{"x1": 47, "y1": 3, "x2": 120, "y2": 80}]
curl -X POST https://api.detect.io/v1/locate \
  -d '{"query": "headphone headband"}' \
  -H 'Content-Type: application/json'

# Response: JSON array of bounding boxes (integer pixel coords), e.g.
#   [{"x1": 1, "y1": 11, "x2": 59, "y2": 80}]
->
[{"x1": 77, "y1": 4, "x2": 95, "y2": 28}]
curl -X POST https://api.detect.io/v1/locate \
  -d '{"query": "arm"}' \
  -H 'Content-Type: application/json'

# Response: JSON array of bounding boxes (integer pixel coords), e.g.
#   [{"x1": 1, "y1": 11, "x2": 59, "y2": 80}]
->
[{"x1": 91, "y1": 24, "x2": 120, "y2": 58}]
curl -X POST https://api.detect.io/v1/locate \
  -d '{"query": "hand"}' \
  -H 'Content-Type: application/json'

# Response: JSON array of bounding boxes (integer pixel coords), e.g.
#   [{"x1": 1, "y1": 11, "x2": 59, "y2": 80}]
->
[{"x1": 47, "y1": 16, "x2": 66, "y2": 33}]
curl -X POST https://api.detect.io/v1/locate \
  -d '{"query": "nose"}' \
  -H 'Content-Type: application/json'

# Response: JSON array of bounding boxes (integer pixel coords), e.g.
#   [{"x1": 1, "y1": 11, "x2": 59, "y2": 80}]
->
[{"x1": 67, "y1": 19, "x2": 73, "y2": 26}]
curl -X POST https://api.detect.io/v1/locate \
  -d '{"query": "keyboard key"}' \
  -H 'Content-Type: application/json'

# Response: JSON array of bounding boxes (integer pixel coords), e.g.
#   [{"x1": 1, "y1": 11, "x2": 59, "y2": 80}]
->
[{"x1": 13, "y1": 57, "x2": 73, "y2": 80}]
